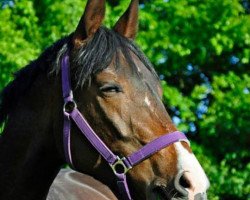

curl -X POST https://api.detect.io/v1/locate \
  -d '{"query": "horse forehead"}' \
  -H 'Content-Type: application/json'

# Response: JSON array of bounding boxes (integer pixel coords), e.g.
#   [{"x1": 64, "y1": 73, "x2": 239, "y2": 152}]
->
[{"x1": 107, "y1": 53, "x2": 160, "y2": 89}]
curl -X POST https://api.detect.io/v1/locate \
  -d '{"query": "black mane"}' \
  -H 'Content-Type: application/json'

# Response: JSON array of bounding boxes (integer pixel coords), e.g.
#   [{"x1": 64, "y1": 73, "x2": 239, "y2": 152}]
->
[
  {"x1": 0, "y1": 36, "x2": 68, "y2": 127},
  {"x1": 0, "y1": 27, "x2": 158, "y2": 127}
]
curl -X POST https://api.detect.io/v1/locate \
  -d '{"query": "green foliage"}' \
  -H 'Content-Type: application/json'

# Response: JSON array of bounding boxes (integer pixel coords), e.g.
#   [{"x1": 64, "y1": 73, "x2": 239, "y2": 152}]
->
[
  {"x1": 0, "y1": 1, "x2": 40, "y2": 89},
  {"x1": 201, "y1": 72, "x2": 250, "y2": 154},
  {"x1": 162, "y1": 80, "x2": 196, "y2": 131},
  {"x1": 33, "y1": 0, "x2": 85, "y2": 46},
  {"x1": 191, "y1": 142, "x2": 250, "y2": 199},
  {"x1": 0, "y1": 0, "x2": 249, "y2": 199}
]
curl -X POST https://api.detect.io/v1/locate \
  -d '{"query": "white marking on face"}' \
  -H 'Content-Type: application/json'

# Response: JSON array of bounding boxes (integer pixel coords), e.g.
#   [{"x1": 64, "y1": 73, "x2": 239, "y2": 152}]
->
[
  {"x1": 144, "y1": 96, "x2": 151, "y2": 106},
  {"x1": 137, "y1": 65, "x2": 141, "y2": 72},
  {"x1": 174, "y1": 142, "x2": 210, "y2": 198},
  {"x1": 103, "y1": 68, "x2": 116, "y2": 75}
]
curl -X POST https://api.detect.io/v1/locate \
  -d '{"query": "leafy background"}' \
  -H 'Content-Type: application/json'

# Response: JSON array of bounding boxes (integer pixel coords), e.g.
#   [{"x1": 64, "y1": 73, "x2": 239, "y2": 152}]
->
[{"x1": 0, "y1": 0, "x2": 249, "y2": 199}]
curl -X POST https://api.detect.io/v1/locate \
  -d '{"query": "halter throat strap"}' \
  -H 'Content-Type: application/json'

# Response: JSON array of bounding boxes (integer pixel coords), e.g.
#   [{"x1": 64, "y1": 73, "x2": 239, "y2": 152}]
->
[{"x1": 61, "y1": 54, "x2": 189, "y2": 200}]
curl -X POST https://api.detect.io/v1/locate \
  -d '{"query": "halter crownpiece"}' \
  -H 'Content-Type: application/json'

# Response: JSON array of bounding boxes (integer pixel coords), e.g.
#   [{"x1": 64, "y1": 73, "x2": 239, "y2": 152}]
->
[{"x1": 61, "y1": 54, "x2": 189, "y2": 200}]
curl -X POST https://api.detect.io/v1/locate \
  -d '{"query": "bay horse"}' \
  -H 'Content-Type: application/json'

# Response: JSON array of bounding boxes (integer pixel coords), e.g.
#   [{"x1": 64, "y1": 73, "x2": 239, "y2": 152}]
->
[{"x1": 0, "y1": 0, "x2": 209, "y2": 199}]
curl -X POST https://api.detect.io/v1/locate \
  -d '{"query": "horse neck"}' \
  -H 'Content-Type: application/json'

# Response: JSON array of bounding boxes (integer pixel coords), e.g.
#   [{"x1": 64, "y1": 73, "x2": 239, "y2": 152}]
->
[{"x1": 0, "y1": 74, "x2": 63, "y2": 200}]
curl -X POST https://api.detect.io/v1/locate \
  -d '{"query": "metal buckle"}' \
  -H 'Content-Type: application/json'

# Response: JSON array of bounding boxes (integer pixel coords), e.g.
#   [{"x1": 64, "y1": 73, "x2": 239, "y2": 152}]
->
[
  {"x1": 110, "y1": 156, "x2": 131, "y2": 175},
  {"x1": 63, "y1": 100, "x2": 77, "y2": 114}
]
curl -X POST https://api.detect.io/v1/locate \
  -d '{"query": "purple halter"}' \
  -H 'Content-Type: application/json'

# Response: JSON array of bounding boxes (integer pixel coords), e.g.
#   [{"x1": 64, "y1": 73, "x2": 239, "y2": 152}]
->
[{"x1": 61, "y1": 54, "x2": 189, "y2": 200}]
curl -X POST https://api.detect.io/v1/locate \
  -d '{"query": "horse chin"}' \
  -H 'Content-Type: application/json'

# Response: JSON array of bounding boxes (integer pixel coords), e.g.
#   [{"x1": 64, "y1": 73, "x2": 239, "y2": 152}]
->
[
  {"x1": 150, "y1": 188, "x2": 208, "y2": 200},
  {"x1": 149, "y1": 190, "x2": 171, "y2": 200},
  {"x1": 146, "y1": 186, "x2": 172, "y2": 200},
  {"x1": 150, "y1": 191, "x2": 185, "y2": 200},
  {"x1": 150, "y1": 187, "x2": 186, "y2": 200}
]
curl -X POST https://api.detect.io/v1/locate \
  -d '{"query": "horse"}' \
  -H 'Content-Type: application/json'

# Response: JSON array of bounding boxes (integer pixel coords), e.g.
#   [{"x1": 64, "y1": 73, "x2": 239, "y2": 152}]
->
[{"x1": 0, "y1": 0, "x2": 209, "y2": 199}]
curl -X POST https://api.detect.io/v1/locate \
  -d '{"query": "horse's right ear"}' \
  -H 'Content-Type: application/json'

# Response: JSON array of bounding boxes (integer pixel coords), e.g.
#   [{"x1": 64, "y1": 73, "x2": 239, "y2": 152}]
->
[{"x1": 73, "y1": 0, "x2": 106, "y2": 47}]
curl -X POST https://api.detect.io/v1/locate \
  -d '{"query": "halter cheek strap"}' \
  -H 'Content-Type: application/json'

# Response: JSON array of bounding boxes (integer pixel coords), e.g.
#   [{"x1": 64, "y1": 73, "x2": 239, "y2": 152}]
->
[{"x1": 61, "y1": 54, "x2": 189, "y2": 200}]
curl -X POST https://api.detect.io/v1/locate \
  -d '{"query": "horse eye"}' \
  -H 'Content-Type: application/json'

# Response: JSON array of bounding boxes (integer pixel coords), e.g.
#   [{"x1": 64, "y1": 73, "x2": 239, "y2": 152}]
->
[{"x1": 99, "y1": 84, "x2": 123, "y2": 93}]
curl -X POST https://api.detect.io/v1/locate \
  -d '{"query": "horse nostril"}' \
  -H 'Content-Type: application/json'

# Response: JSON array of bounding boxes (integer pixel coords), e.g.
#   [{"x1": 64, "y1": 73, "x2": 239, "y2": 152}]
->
[
  {"x1": 179, "y1": 173, "x2": 191, "y2": 189},
  {"x1": 174, "y1": 171, "x2": 190, "y2": 196},
  {"x1": 174, "y1": 171, "x2": 208, "y2": 200}
]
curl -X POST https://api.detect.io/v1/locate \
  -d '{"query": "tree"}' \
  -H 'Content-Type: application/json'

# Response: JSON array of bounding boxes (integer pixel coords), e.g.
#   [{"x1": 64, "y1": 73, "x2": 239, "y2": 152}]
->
[{"x1": 0, "y1": 0, "x2": 249, "y2": 199}]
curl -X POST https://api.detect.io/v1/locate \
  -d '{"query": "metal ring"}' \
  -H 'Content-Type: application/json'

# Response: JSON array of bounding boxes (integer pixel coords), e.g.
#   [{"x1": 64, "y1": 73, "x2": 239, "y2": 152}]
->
[
  {"x1": 63, "y1": 100, "x2": 77, "y2": 114},
  {"x1": 110, "y1": 157, "x2": 131, "y2": 175}
]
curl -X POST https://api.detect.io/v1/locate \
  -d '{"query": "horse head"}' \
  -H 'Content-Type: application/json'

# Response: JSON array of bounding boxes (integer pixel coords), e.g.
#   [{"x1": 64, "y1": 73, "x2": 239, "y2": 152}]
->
[{"x1": 52, "y1": 0, "x2": 210, "y2": 199}]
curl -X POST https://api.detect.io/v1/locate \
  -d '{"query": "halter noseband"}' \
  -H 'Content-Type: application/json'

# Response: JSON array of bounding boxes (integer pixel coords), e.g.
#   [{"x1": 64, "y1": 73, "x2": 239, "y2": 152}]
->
[{"x1": 61, "y1": 54, "x2": 189, "y2": 200}]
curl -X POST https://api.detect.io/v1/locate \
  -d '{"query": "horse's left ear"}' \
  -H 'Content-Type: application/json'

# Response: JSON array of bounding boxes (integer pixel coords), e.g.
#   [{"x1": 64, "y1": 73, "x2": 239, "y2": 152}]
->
[
  {"x1": 73, "y1": 0, "x2": 106, "y2": 47},
  {"x1": 113, "y1": 0, "x2": 139, "y2": 40}
]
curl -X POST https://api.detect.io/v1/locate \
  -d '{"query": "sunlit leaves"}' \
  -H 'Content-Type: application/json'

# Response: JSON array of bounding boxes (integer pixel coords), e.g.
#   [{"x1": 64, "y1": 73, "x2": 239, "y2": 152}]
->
[
  {"x1": 0, "y1": 1, "x2": 40, "y2": 89},
  {"x1": 192, "y1": 142, "x2": 250, "y2": 199},
  {"x1": 201, "y1": 72, "x2": 250, "y2": 152},
  {"x1": 162, "y1": 80, "x2": 196, "y2": 132}
]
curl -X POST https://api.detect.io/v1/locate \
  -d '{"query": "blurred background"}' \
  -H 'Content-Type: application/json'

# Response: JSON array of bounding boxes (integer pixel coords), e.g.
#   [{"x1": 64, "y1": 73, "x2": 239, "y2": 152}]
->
[{"x1": 0, "y1": 0, "x2": 249, "y2": 199}]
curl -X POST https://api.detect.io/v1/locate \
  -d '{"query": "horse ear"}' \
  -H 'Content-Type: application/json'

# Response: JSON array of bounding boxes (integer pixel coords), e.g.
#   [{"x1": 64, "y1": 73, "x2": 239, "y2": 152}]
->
[
  {"x1": 73, "y1": 0, "x2": 106, "y2": 47},
  {"x1": 113, "y1": 0, "x2": 139, "y2": 40}
]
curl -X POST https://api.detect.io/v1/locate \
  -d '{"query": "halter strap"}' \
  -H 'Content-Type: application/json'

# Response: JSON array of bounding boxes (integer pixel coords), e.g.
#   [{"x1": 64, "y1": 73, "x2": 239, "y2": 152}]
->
[
  {"x1": 125, "y1": 131, "x2": 188, "y2": 167},
  {"x1": 61, "y1": 54, "x2": 189, "y2": 200}
]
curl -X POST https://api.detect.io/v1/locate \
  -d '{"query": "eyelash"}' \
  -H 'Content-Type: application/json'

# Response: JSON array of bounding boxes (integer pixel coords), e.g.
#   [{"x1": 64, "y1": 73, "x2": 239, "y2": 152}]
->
[{"x1": 99, "y1": 84, "x2": 123, "y2": 93}]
